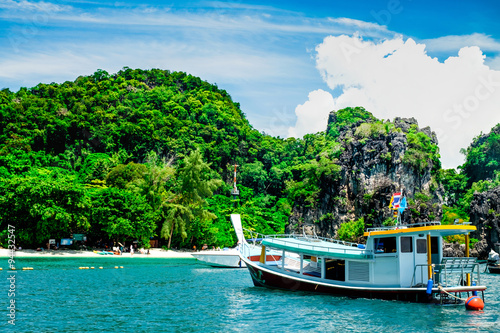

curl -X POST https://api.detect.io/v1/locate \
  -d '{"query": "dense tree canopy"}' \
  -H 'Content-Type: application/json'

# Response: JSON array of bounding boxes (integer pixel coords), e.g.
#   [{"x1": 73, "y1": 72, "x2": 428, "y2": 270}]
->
[
  {"x1": 0, "y1": 68, "x2": 498, "y2": 250},
  {"x1": 460, "y1": 124, "x2": 500, "y2": 186},
  {"x1": 0, "y1": 68, "x2": 297, "y2": 249}
]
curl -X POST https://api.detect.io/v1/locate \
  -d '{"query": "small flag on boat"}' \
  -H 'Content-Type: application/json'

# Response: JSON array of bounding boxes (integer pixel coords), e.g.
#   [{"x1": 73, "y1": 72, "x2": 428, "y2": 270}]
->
[
  {"x1": 389, "y1": 192, "x2": 401, "y2": 209},
  {"x1": 398, "y1": 197, "x2": 407, "y2": 213}
]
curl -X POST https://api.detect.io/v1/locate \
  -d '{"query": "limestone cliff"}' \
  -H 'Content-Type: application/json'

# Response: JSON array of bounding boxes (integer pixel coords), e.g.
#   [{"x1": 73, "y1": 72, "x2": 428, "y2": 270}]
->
[
  {"x1": 470, "y1": 186, "x2": 500, "y2": 257},
  {"x1": 286, "y1": 108, "x2": 444, "y2": 238}
]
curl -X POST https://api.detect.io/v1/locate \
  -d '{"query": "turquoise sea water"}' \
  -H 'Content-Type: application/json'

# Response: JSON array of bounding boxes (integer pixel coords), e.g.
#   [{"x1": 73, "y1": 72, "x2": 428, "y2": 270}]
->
[{"x1": 1, "y1": 257, "x2": 499, "y2": 332}]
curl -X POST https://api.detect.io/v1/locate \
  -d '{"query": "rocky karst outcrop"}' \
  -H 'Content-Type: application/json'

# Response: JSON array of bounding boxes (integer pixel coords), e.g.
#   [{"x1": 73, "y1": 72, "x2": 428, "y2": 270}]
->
[
  {"x1": 286, "y1": 109, "x2": 444, "y2": 238},
  {"x1": 470, "y1": 186, "x2": 500, "y2": 258}
]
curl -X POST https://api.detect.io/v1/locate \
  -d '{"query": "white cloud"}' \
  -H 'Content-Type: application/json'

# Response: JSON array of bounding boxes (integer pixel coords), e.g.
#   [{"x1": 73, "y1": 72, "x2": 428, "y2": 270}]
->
[
  {"x1": 0, "y1": 3, "x2": 393, "y2": 38},
  {"x1": 0, "y1": 50, "x2": 107, "y2": 83},
  {"x1": 0, "y1": 0, "x2": 71, "y2": 12},
  {"x1": 312, "y1": 34, "x2": 500, "y2": 169},
  {"x1": 328, "y1": 17, "x2": 388, "y2": 34},
  {"x1": 422, "y1": 33, "x2": 500, "y2": 54},
  {"x1": 0, "y1": 39, "x2": 307, "y2": 87},
  {"x1": 288, "y1": 89, "x2": 335, "y2": 138}
]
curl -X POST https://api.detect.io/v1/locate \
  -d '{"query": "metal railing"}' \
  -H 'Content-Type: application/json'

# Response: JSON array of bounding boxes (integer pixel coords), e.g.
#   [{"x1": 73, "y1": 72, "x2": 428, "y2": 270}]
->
[
  {"x1": 243, "y1": 227, "x2": 360, "y2": 247},
  {"x1": 410, "y1": 258, "x2": 481, "y2": 288},
  {"x1": 282, "y1": 241, "x2": 370, "y2": 258},
  {"x1": 242, "y1": 228, "x2": 373, "y2": 259}
]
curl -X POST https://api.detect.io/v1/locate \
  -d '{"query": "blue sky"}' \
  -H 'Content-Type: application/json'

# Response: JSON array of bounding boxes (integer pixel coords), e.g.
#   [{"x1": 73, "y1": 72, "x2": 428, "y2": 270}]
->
[{"x1": 1, "y1": 0, "x2": 499, "y2": 169}]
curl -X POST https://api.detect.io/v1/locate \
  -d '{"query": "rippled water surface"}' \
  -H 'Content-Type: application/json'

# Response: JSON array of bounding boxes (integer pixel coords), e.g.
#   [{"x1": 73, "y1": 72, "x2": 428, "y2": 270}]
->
[{"x1": 2, "y1": 257, "x2": 499, "y2": 332}]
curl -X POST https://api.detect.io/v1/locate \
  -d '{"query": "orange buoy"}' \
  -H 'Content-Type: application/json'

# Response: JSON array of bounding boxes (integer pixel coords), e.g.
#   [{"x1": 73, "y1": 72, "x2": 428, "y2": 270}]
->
[{"x1": 465, "y1": 296, "x2": 484, "y2": 311}]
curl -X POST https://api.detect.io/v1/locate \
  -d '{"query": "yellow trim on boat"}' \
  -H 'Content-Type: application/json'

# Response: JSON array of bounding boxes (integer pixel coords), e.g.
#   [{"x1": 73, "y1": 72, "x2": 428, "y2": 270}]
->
[
  {"x1": 427, "y1": 234, "x2": 432, "y2": 280},
  {"x1": 363, "y1": 224, "x2": 476, "y2": 237}
]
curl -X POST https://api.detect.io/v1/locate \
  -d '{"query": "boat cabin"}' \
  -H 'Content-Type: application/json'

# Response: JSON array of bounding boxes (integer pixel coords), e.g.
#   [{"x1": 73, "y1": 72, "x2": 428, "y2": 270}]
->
[
  {"x1": 365, "y1": 223, "x2": 444, "y2": 287},
  {"x1": 233, "y1": 213, "x2": 485, "y2": 304},
  {"x1": 258, "y1": 221, "x2": 479, "y2": 289}
]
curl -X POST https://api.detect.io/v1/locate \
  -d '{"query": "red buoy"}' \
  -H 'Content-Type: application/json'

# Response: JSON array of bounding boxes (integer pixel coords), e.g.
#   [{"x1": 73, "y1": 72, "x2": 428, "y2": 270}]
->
[{"x1": 465, "y1": 296, "x2": 484, "y2": 311}]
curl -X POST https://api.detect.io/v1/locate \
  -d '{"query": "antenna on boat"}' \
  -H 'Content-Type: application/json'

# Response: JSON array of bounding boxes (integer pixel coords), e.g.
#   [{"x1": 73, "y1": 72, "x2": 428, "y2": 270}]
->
[{"x1": 230, "y1": 164, "x2": 239, "y2": 202}]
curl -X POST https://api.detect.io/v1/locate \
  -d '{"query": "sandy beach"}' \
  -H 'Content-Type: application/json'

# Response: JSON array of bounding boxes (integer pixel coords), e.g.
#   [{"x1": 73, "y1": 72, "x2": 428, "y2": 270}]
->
[{"x1": 0, "y1": 248, "x2": 195, "y2": 258}]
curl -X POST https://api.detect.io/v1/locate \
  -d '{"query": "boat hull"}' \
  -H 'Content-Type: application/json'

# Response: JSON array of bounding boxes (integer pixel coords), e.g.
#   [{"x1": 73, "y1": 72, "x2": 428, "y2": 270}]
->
[
  {"x1": 243, "y1": 259, "x2": 484, "y2": 304},
  {"x1": 192, "y1": 251, "x2": 246, "y2": 268},
  {"x1": 488, "y1": 264, "x2": 500, "y2": 274}
]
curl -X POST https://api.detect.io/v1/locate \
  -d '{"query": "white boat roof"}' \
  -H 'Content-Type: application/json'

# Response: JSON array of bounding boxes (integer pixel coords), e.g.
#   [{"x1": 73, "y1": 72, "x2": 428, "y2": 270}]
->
[{"x1": 262, "y1": 237, "x2": 373, "y2": 259}]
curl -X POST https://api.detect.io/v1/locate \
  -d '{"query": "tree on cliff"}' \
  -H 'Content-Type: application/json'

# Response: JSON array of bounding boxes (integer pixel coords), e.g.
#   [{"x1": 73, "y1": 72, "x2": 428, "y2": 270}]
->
[{"x1": 460, "y1": 124, "x2": 500, "y2": 186}]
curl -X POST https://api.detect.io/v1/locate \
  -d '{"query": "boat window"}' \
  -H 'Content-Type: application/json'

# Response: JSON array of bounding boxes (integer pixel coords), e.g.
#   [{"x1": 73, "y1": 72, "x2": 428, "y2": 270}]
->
[
  {"x1": 401, "y1": 237, "x2": 413, "y2": 253},
  {"x1": 374, "y1": 237, "x2": 397, "y2": 254},
  {"x1": 325, "y1": 259, "x2": 345, "y2": 281},
  {"x1": 417, "y1": 239, "x2": 427, "y2": 253}
]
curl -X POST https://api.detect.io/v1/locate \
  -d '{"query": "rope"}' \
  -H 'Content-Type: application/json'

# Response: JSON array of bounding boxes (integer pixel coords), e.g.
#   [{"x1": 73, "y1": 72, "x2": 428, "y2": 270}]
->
[{"x1": 437, "y1": 285, "x2": 467, "y2": 301}]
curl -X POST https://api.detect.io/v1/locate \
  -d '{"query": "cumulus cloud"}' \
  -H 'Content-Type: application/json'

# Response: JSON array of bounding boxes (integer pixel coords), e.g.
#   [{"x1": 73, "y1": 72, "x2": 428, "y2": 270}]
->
[
  {"x1": 288, "y1": 89, "x2": 335, "y2": 138},
  {"x1": 303, "y1": 34, "x2": 500, "y2": 169}
]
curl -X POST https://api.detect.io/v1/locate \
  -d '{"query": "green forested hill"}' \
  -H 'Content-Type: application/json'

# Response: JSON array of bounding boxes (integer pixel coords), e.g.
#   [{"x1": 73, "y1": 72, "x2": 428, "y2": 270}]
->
[
  {"x1": 1, "y1": 68, "x2": 499, "y2": 254},
  {"x1": 0, "y1": 68, "x2": 323, "y2": 249},
  {"x1": 0, "y1": 67, "x2": 256, "y2": 171}
]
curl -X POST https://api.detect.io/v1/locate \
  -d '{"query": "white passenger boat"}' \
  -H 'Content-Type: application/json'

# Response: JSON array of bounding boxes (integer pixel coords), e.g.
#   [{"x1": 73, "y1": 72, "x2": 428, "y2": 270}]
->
[
  {"x1": 192, "y1": 248, "x2": 246, "y2": 268},
  {"x1": 233, "y1": 214, "x2": 486, "y2": 305},
  {"x1": 193, "y1": 215, "x2": 281, "y2": 268}
]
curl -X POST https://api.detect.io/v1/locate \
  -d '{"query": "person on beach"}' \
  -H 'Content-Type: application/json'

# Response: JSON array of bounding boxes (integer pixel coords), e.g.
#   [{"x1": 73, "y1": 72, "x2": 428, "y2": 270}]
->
[{"x1": 130, "y1": 244, "x2": 134, "y2": 256}]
